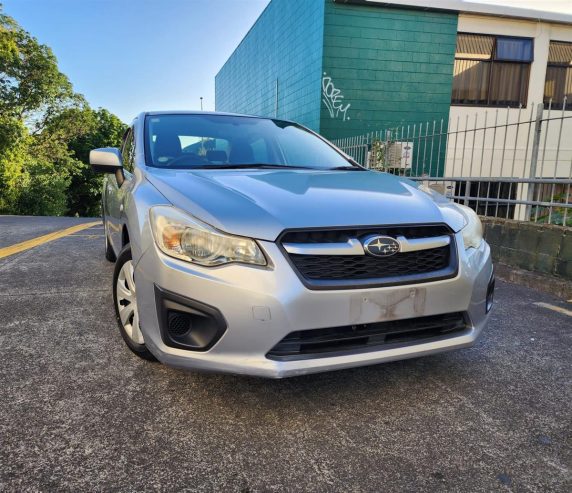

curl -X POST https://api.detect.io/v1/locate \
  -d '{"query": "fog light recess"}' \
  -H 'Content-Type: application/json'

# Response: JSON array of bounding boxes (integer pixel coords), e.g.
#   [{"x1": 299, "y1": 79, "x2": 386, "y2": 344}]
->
[
  {"x1": 167, "y1": 311, "x2": 192, "y2": 338},
  {"x1": 155, "y1": 285, "x2": 227, "y2": 351}
]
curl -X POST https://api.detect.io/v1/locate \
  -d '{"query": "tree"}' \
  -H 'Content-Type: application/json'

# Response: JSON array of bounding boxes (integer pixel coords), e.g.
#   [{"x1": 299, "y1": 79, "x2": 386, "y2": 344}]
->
[
  {"x1": 0, "y1": 4, "x2": 79, "y2": 216},
  {"x1": 0, "y1": 116, "x2": 28, "y2": 211},
  {"x1": 15, "y1": 160, "x2": 70, "y2": 216},
  {"x1": 65, "y1": 108, "x2": 127, "y2": 216},
  {"x1": 0, "y1": 5, "x2": 126, "y2": 217},
  {"x1": 28, "y1": 106, "x2": 127, "y2": 216},
  {"x1": 0, "y1": 6, "x2": 76, "y2": 123}
]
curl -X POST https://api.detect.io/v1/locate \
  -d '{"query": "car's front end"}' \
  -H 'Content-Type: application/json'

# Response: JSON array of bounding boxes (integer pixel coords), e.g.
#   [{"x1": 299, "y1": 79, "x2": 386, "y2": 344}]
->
[{"x1": 135, "y1": 212, "x2": 493, "y2": 378}]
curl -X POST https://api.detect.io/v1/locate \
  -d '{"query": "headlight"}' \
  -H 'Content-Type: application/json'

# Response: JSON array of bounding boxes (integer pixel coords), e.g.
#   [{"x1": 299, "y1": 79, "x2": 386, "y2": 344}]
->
[
  {"x1": 457, "y1": 204, "x2": 483, "y2": 249},
  {"x1": 150, "y1": 206, "x2": 266, "y2": 267}
]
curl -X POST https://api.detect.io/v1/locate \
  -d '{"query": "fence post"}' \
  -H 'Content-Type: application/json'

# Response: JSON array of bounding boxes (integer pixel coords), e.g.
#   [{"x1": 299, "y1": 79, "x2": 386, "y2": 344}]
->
[
  {"x1": 524, "y1": 104, "x2": 544, "y2": 219},
  {"x1": 384, "y1": 129, "x2": 390, "y2": 170}
]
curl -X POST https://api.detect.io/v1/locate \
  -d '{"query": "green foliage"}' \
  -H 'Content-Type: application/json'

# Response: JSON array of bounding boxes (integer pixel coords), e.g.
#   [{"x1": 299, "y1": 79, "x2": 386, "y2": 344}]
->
[
  {"x1": 65, "y1": 108, "x2": 126, "y2": 216},
  {"x1": 531, "y1": 192, "x2": 572, "y2": 227},
  {"x1": 369, "y1": 140, "x2": 386, "y2": 169},
  {"x1": 15, "y1": 160, "x2": 70, "y2": 216},
  {"x1": 0, "y1": 116, "x2": 28, "y2": 211},
  {"x1": 0, "y1": 5, "x2": 126, "y2": 217},
  {"x1": 0, "y1": 6, "x2": 75, "y2": 122}
]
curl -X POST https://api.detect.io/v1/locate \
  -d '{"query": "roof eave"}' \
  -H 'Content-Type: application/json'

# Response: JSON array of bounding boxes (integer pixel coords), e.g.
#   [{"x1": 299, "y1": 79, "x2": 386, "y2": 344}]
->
[{"x1": 335, "y1": 0, "x2": 572, "y2": 26}]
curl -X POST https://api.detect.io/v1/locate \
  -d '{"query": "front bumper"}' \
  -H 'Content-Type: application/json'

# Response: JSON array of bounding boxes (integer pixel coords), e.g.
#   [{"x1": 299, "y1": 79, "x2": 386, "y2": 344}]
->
[{"x1": 134, "y1": 233, "x2": 493, "y2": 378}]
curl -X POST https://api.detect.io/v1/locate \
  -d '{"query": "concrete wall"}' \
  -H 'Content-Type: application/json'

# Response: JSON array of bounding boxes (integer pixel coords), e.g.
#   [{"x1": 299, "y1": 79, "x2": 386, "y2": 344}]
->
[
  {"x1": 320, "y1": 0, "x2": 458, "y2": 142},
  {"x1": 215, "y1": 0, "x2": 325, "y2": 131},
  {"x1": 482, "y1": 217, "x2": 571, "y2": 281}
]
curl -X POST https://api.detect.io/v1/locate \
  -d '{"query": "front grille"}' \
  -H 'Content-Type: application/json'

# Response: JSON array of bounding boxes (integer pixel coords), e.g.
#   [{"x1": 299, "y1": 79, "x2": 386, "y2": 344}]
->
[
  {"x1": 280, "y1": 224, "x2": 457, "y2": 289},
  {"x1": 267, "y1": 312, "x2": 468, "y2": 361},
  {"x1": 290, "y1": 247, "x2": 449, "y2": 280}
]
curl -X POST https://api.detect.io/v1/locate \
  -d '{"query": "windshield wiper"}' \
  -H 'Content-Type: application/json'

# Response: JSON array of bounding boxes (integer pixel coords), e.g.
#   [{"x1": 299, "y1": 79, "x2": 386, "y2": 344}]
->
[
  {"x1": 204, "y1": 164, "x2": 319, "y2": 170},
  {"x1": 330, "y1": 165, "x2": 366, "y2": 171}
]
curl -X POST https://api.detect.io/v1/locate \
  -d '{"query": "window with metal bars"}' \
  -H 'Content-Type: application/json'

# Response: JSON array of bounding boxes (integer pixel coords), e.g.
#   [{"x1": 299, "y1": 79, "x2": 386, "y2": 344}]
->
[
  {"x1": 544, "y1": 41, "x2": 572, "y2": 110},
  {"x1": 451, "y1": 33, "x2": 533, "y2": 108}
]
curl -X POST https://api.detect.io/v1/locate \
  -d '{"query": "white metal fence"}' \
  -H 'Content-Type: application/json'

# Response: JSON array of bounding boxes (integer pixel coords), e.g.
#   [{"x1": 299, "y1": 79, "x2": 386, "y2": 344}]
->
[{"x1": 332, "y1": 100, "x2": 572, "y2": 227}]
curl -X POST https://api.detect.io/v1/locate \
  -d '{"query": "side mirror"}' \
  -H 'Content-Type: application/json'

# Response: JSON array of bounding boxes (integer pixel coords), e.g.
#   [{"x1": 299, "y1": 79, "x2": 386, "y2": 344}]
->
[{"x1": 90, "y1": 147, "x2": 125, "y2": 185}]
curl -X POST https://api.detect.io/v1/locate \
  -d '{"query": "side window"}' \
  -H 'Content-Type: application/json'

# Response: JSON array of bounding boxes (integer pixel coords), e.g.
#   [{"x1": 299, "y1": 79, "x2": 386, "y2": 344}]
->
[{"x1": 121, "y1": 128, "x2": 135, "y2": 173}]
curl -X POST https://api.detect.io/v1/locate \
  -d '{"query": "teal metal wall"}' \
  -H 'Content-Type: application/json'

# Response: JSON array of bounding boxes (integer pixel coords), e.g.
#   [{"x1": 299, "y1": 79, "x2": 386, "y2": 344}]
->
[
  {"x1": 320, "y1": 0, "x2": 458, "y2": 141},
  {"x1": 215, "y1": 0, "x2": 458, "y2": 174},
  {"x1": 215, "y1": 0, "x2": 325, "y2": 131}
]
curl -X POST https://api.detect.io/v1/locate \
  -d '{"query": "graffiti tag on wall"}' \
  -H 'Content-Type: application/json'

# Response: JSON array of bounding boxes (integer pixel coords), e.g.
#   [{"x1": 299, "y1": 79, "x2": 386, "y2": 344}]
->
[{"x1": 322, "y1": 73, "x2": 350, "y2": 121}]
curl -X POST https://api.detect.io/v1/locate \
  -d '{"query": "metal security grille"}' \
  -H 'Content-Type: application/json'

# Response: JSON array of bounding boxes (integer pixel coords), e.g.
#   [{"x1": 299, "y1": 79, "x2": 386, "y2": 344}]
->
[{"x1": 333, "y1": 100, "x2": 572, "y2": 227}]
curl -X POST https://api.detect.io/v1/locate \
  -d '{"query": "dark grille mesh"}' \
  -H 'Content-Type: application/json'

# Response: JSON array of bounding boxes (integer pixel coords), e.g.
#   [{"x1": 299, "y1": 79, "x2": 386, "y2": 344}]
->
[
  {"x1": 267, "y1": 312, "x2": 468, "y2": 360},
  {"x1": 290, "y1": 247, "x2": 450, "y2": 280},
  {"x1": 167, "y1": 312, "x2": 191, "y2": 337}
]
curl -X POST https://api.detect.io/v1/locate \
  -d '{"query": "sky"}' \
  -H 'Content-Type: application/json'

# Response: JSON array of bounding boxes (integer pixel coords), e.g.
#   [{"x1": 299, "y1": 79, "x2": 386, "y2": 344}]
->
[
  {"x1": 2, "y1": 0, "x2": 270, "y2": 123},
  {"x1": 3, "y1": 0, "x2": 570, "y2": 123}
]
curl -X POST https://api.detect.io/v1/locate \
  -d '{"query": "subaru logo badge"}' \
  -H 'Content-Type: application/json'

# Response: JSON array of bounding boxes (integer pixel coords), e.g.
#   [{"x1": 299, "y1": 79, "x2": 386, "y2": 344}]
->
[{"x1": 363, "y1": 235, "x2": 400, "y2": 257}]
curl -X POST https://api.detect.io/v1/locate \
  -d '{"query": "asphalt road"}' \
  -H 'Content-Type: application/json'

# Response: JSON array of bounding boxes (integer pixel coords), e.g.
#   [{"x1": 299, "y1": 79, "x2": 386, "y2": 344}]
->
[{"x1": 0, "y1": 216, "x2": 570, "y2": 492}]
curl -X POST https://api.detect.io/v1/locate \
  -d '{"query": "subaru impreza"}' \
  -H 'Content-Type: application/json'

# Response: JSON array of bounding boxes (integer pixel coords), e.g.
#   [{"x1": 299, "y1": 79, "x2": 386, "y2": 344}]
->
[{"x1": 91, "y1": 112, "x2": 494, "y2": 378}]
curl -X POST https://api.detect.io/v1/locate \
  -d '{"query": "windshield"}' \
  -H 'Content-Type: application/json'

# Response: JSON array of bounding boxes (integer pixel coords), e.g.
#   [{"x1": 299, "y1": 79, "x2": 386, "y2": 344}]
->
[{"x1": 144, "y1": 114, "x2": 355, "y2": 170}]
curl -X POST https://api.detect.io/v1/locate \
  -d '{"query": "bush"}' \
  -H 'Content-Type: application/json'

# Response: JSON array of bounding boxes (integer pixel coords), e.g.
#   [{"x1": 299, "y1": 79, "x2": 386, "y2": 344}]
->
[{"x1": 15, "y1": 160, "x2": 70, "y2": 216}]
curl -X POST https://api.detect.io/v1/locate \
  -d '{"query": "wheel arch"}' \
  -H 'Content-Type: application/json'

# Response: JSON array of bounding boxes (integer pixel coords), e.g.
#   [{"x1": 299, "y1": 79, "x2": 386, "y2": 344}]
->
[{"x1": 122, "y1": 224, "x2": 130, "y2": 247}]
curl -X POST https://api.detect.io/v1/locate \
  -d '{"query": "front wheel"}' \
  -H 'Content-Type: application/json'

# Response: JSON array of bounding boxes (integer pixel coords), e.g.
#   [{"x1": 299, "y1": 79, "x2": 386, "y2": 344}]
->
[{"x1": 112, "y1": 245, "x2": 156, "y2": 361}]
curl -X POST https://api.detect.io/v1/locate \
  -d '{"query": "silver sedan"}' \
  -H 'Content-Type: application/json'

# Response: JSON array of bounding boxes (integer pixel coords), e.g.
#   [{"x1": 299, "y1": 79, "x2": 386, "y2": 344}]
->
[{"x1": 91, "y1": 111, "x2": 494, "y2": 378}]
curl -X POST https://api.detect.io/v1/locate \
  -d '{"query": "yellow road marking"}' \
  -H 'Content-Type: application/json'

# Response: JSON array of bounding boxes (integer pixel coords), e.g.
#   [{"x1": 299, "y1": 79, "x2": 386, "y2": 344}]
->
[
  {"x1": 0, "y1": 221, "x2": 101, "y2": 259},
  {"x1": 533, "y1": 302, "x2": 572, "y2": 317}
]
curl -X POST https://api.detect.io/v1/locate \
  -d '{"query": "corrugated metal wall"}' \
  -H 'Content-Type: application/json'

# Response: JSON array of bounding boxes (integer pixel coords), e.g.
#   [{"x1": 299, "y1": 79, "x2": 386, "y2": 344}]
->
[
  {"x1": 320, "y1": 0, "x2": 458, "y2": 140},
  {"x1": 215, "y1": 0, "x2": 325, "y2": 131}
]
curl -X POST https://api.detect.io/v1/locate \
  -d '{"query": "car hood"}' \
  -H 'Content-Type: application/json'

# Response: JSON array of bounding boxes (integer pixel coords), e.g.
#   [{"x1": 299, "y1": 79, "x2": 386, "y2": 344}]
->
[{"x1": 145, "y1": 168, "x2": 466, "y2": 241}]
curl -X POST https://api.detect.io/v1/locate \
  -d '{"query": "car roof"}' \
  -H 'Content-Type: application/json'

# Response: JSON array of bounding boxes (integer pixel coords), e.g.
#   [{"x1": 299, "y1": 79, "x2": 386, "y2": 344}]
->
[
  {"x1": 142, "y1": 110, "x2": 289, "y2": 121},
  {"x1": 131, "y1": 111, "x2": 300, "y2": 131}
]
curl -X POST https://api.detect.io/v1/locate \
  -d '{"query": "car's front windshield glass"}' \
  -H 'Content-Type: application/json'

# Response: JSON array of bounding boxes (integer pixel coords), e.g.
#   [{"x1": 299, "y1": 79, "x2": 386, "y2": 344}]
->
[{"x1": 144, "y1": 114, "x2": 355, "y2": 170}]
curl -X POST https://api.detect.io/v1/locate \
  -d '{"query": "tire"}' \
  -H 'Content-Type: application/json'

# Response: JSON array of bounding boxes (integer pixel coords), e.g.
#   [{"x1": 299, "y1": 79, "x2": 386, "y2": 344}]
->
[
  {"x1": 103, "y1": 216, "x2": 116, "y2": 262},
  {"x1": 112, "y1": 245, "x2": 156, "y2": 361}
]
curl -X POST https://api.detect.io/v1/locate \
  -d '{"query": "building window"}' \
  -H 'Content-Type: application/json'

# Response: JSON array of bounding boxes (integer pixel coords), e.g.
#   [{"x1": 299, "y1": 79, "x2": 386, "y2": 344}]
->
[
  {"x1": 544, "y1": 41, "x2": 572, "y2": 110},
  {"x1": 452, "y1": 33, "x2": 533, "y2": 108}
]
